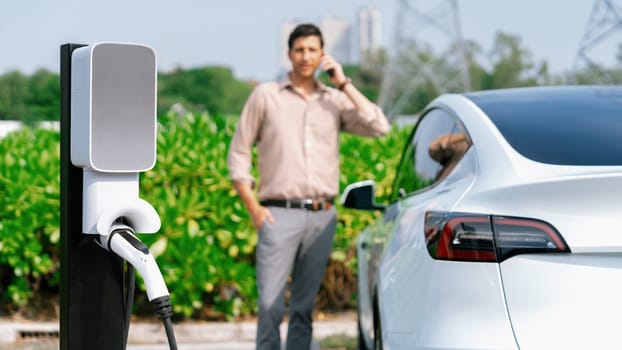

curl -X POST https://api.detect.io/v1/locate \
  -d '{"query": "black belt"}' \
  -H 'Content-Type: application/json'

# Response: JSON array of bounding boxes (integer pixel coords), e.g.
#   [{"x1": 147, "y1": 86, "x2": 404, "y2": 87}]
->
[{"x1": 260, "y1": 198, "x2": 334, "y2": 211}]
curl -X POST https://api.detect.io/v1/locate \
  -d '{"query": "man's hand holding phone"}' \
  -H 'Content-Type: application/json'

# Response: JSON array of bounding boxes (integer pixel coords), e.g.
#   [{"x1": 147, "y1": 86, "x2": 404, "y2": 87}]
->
[{"x1": 321, "y1": 54, "x2": 350, "y2": 90}]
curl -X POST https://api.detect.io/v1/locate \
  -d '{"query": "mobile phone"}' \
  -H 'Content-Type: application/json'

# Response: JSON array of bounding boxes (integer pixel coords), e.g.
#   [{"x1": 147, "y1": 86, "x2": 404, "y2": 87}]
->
[{"x1": 322, "y1": 54, "x2": 335, "y2": 77}]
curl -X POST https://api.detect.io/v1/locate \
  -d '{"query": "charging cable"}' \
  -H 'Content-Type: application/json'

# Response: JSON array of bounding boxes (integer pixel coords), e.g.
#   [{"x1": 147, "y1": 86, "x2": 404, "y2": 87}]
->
[{"x1": 98, "y1": 223, "x2": 178, "y2": 350}]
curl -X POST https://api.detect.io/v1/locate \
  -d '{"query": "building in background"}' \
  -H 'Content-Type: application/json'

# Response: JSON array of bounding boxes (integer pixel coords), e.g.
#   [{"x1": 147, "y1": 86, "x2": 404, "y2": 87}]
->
[
  {"x1": 357, "y1": 5, "x2": 382, "y2": 66},
  {"x1": 278, "y1": 6, "x2": 379, "y2": 76},
  {"x1": 320, "y1": 16, "x2": 352, "y2": 64}
]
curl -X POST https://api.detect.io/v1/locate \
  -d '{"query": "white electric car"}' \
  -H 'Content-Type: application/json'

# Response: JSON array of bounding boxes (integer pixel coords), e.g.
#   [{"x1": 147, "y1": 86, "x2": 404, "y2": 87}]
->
[{"x1": 343, "y1": 86, "x2": 622, "y2": 350}]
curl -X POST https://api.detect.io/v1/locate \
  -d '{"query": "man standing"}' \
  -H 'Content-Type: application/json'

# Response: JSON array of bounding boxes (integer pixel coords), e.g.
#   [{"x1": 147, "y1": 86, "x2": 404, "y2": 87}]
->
[{"x1": 227, "y1": 23, "x2": 389, "y2": 350}]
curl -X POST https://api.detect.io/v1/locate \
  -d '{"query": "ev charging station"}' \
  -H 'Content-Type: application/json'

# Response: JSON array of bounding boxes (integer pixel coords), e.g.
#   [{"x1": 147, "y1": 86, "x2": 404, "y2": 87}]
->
[{"x1": 60, "y1": 42, "x2": 176, "y2": 349}]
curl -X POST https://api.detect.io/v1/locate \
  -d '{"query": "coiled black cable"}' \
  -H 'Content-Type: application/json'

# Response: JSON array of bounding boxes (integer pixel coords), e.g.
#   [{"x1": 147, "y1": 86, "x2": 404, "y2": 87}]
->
[{"x1": 151, "y1": 295, "x2": 178, "y2": 350}]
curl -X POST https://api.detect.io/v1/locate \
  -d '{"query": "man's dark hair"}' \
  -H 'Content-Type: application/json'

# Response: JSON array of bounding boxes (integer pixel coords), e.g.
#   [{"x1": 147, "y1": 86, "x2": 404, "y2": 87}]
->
[{"x1": 288, "y1": 23, "x2": 324, "y2": 50}]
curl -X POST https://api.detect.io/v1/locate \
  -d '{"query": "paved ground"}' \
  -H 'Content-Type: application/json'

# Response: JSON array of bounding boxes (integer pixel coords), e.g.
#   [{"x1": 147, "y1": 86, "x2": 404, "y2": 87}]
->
[
  {"x1": 1, "y1": 345, "x2": 260, "y2": 350},
  {"x1": 0, "y1": 311, "x2": 356, "y2": 349},
  {"x1": 126, "y1": 342, "x2": 323, "y2": 349}
]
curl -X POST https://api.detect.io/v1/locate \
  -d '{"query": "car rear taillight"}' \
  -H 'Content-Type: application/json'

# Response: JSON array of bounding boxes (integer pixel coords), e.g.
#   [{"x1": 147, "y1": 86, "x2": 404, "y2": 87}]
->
[{"x1": 425, "y1": 212, "x2": 570, "y2": 262}]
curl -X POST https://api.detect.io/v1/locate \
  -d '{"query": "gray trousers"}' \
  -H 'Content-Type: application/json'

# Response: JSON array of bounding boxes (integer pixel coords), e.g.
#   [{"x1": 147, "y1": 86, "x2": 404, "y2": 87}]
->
[{"x1": 255, "y1": 206, "x2": 337, "y2": 350}]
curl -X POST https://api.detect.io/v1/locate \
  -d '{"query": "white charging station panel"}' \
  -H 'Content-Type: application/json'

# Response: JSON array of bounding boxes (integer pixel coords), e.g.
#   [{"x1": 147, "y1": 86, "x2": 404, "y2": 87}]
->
[{"x1": 71, "y1": 42, "x2": 157, "y2": 172}]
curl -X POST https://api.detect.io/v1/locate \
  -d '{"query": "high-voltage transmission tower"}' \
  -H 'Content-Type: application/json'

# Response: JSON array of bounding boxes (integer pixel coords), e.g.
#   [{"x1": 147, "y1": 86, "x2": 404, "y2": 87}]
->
[
  {"x1": 574, "y1": 0, "x2": 622, "y2": 82},
  {"x1": 378, "y1": 0, "x2": 471, "y2": 119}
]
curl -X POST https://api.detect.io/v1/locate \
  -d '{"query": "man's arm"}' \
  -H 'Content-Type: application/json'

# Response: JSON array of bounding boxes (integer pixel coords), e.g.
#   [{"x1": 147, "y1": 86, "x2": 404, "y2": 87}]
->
[
  {"x1": 339, "y1": 84, "x2": 390, "y2": 137},
  {"x1": 429, "y1": 133, "x2": 469, "y2": 163},
  {"x1": 321, "y1": 55, "x2": 390, "y2": 136},
  {"x1": 232, "y1": 180, "x2": 274, "y2": 229},
  {"x1": 227, "y1": 86, "x2": 274, "y2": 229},
  {"x1": 338, "y1": 78, "x2": 376, "y2": 117}
]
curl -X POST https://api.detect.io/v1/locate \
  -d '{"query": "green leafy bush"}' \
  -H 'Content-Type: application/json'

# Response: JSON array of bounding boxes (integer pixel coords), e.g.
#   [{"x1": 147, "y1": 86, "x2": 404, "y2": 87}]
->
[
  {"x1": 0, "y1": 113, "x2": 410, "y2": 319},
  {"x1": 140, "y1": 112, "x2": 258, "y2": 319},
  {"x1": 0, "y1": 128, "x2": 60, "y2": 309},
  {"x1": 335, "y1": 125, "x2": 410, "y2": 265}
]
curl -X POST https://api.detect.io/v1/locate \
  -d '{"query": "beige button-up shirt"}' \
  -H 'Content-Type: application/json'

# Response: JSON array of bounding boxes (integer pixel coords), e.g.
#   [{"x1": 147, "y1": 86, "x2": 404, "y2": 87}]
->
[{"x1": 227, "y1": 76, "x2": 389, "y2": 201}]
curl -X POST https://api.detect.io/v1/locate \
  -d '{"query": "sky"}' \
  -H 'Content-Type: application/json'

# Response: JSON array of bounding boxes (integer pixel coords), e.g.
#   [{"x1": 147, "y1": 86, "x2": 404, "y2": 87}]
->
[{"x1": 0, "y1": 0, "x2": 613, "y2": 82}]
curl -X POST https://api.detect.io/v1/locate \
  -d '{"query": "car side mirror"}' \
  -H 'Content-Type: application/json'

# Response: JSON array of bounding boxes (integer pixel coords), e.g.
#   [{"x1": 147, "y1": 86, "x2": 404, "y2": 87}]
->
[{"x1": 341, "y1": 180, "x2": 386, "y2": 211}]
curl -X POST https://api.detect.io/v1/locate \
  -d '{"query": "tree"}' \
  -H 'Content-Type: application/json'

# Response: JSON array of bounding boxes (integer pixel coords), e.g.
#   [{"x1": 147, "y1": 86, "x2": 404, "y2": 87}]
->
[
  {"x1": 0, "y1": 71, "x2": 29, "y2": 121},
  {"x1": 25, "y1": 70, "x2": 60, "y2": 122},
  {"x1": 158, "y1": 66, "x2": 252, "y2": 117},
  {"x1": 460, "y1": 39, "x2": 490, "y2": 92},
  {"x1": 486, "y1": 32, "x2": 548, "y2": 89},
  {"x1": 377, "y1": 40, "x2": 447, "y2": 116},
  {"x1": 0, "y1": 69, "x2": 60, "y2": 122}
]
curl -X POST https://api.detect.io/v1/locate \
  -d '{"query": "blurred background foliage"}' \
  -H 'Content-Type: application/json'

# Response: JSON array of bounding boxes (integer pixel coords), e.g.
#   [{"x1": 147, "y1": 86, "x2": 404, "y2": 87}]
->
[
  {"x1": 0, "y1": 31, "x2": 621, "y2": 320},
  {"x1": 0, "y1": 128, "x2": 59, "y2": 311},
  {"x1": 0, "y1": 115, "x2": 408, "y2": 319}
]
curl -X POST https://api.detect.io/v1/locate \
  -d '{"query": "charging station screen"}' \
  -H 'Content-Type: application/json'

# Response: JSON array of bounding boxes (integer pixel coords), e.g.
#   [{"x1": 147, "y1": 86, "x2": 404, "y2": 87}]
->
[{"x1": 91, "y1": 44, "x2": 156, "y2": 172}]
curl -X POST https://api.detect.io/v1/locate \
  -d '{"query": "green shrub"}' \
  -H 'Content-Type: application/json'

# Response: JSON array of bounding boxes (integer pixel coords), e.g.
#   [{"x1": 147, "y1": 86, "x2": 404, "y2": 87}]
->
[
  {"x1": 335, "y1": 125, "x2": 409, "y2": 265},
  {"x1": 140, "y1": 112, "x2": 258, "y2": 319},
  {"x1": 0, "y1": 113, "x2": 410, "y2": 319},
  {"x1": 0, "y1": 128, "x2": 60, "y2": 309}
]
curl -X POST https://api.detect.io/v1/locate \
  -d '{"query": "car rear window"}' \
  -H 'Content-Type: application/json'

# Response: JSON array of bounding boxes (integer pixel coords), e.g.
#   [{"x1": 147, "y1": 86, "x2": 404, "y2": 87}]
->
[{"x1": 465, "y1": 87, "x2": 622, "y2": 166}]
